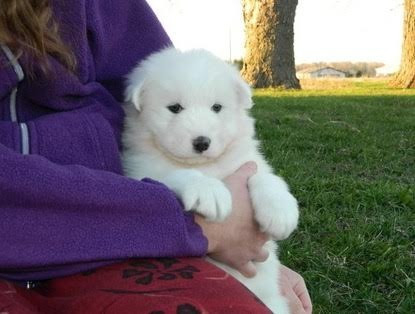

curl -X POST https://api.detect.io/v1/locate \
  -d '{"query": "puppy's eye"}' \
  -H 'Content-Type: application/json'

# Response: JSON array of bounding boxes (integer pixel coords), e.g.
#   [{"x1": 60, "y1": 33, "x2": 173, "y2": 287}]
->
[
  {"x1": 211, "y1": 103, "x2": 222, "y2": 113},
  {"x1": 167, "y1": 103, "x2": 184, "y2": 114}
]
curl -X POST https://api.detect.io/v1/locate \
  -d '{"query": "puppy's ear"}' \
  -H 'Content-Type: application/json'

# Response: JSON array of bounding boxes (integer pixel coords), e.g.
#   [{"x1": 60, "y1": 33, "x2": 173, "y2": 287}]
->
[
  {"x1": 124, "y1": 79, "x2": 145, "y2": 111},
  {"x1": 236, "y1": 78, "x2": 254, "y2": 109}
]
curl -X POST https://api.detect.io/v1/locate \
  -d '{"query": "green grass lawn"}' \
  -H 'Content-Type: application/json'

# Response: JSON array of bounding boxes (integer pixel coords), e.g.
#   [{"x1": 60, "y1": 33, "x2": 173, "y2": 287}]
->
[{"x1": 252, "y1": 79, "x2": 415, "y2": 313}]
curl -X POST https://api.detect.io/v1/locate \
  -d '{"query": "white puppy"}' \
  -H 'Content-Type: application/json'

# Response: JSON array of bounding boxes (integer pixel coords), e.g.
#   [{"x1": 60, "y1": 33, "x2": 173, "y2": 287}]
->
[{"x1": 122, "y1": 47, "x2": 299, "y2": 313}]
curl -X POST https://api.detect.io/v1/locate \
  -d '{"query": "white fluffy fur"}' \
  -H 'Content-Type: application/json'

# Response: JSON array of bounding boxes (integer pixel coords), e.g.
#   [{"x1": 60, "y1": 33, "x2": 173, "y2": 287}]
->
[{"x1": 122, "y1": 47, "x2": 299, "y2": 313}]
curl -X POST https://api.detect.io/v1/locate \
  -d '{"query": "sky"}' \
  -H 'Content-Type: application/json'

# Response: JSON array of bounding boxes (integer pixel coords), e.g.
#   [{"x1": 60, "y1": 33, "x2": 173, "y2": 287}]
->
[{"x1": 147, "y1": 0, "x2": 404, "y2": 72}]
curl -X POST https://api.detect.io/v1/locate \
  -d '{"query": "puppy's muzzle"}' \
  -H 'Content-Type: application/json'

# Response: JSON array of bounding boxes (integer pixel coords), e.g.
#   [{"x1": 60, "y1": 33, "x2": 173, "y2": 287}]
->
[{"x1": 193, "y1": 136, "x2": 211, "y2": 153}]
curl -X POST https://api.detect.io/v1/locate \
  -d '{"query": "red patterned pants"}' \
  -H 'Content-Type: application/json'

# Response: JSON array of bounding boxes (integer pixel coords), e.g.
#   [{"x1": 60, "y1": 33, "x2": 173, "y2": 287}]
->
[{"x1": 0, "y1": 258, "x2": 272, "y2": 313}]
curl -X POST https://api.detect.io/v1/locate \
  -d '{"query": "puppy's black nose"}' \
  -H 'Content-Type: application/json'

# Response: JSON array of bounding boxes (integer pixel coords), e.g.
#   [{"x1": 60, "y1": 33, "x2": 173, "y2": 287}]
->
[{"x1": 193, "y1": 136, "x2": 211, "y2": 153}]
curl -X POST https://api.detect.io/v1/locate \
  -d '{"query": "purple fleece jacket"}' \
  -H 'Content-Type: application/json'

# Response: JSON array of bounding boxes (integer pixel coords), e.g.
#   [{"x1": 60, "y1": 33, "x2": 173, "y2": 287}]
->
[{"x1": 0, "y1": 0, "x2": 207, "y2": 281}]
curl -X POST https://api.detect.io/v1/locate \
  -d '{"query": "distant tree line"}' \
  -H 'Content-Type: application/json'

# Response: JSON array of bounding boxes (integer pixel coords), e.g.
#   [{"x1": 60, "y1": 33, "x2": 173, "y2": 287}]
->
[
  {"x1": 296, "y1": 62, "x2": 385, "y2": 77},
  {"x1": 233, "y1": 60, "x2": 385, "y2": 78}
]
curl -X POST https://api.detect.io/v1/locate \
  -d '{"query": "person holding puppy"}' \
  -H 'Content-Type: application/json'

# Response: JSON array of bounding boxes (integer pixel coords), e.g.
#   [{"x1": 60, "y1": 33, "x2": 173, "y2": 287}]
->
[{"x1": 0, "y1": 0, "x2": 311, "y2": 313}]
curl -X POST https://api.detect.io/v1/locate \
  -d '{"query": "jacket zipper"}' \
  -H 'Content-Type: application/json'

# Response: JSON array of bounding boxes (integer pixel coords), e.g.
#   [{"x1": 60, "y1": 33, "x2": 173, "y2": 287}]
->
[
  {"x1": 1, "y1": 44, "x2": 29, "y2": 155},
  {"x1": 20, "y1": 123, "x2": 30, "y2": 155},
  {"x1": 2, "y1": 44, "x2": 33, "y2": 288}
]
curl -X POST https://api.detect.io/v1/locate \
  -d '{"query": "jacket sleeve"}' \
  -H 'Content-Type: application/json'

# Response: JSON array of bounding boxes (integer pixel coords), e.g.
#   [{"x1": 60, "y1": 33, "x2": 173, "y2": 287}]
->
[
  {"x1": 0, "y1": 0, "x2": 205, "y2": 282},
  {"x1": 0, "y1": 139, "x2": 207, "y2": 281}
]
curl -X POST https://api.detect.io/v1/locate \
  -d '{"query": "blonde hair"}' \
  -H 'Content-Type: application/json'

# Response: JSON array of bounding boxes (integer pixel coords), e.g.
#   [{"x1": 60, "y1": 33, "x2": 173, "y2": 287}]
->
[{"x1": 0, "y1": 0, "x2": 76, "y2": 74}]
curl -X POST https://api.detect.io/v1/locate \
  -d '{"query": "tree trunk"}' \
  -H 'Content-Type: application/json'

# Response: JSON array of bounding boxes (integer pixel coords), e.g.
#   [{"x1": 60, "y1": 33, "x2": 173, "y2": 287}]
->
[
  {"x1": 391, "y1": 0, "x2": 415, "y2": 88},
  {"x1": 241, "y1": 0, "x2": 300, "y2": 89}
]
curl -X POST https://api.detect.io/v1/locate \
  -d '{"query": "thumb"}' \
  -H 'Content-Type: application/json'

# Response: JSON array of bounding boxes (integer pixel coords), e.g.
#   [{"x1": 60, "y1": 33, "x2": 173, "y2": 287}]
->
[{"x1": 233, "y1": 161, "x2": 257, "y2": 180}]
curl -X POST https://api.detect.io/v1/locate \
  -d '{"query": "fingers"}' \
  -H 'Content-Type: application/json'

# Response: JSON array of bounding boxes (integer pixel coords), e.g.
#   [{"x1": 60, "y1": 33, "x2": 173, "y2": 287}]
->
[
  {"x1": 257, "y1": 231, "x2": 270, "y2": 243},
  {"x1": 235, "y1": 247, "x2": 269, "y2": 278},
  {"x1": 237, "y1": 261, "x2": 257, "y2": 278},
  {"x1": 252, "y1": 248, "x2": 269, "y2": 263},
  {"x1": 280, "y1": 265, "x2": 313, "y2": 314},
  {"x1": 293, "y1": 277, "x2": 313, "y2": 314},
  {"x1": 288, "y1": 295, "x2": 307, "y2": 314},
  {"x1": 280, "y1": 275, "x2": 307, "y2": 314}
]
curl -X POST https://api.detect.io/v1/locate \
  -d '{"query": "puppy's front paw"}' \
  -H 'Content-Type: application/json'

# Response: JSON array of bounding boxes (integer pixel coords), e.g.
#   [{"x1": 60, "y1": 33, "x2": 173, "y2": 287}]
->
[
  {"x1": 183, "y1": 176, "x2": 232, "y2": 221},
  {"x1": 249, "y1": 173, "x2": 299, "y2": 240},
  {"x1": 162, "y1": 170, "x2": 232, "y2": 221}
]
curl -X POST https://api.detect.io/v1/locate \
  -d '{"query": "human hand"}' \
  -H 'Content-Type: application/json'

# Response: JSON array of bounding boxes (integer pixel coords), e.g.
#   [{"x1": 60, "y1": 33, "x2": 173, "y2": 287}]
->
[
  {"x1": 195, "y1": 161, "x2": 269, "y2": 278},
  {"x1": 279, "y1": 264, "x2": 312, "y2": 314}
]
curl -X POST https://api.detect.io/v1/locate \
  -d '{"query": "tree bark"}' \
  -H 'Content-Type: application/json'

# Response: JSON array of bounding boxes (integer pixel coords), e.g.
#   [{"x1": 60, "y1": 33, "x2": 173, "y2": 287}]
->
[
  {"x1": 241, "y1": 0, "x2": 300, "y2": 89},
  {"x1": 391, "y1": 0, "x2": 415, "y2": 88}
]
